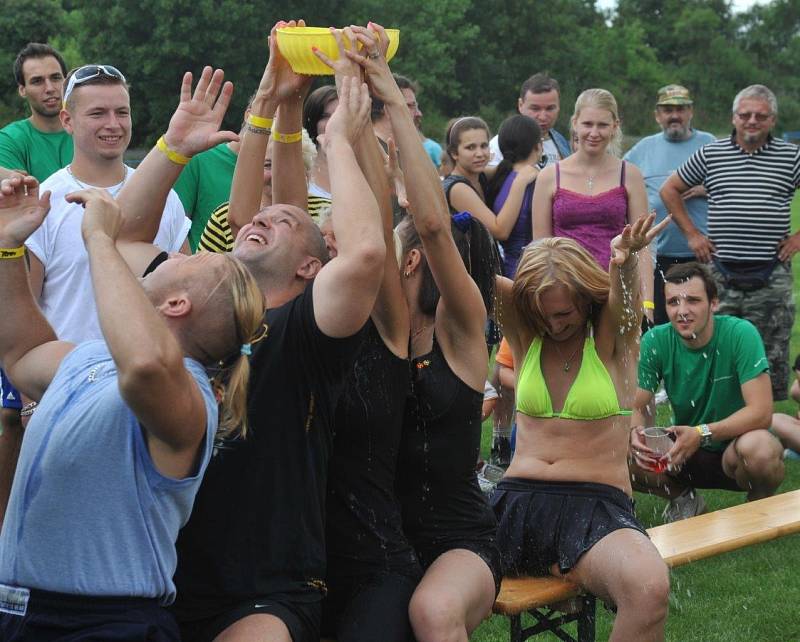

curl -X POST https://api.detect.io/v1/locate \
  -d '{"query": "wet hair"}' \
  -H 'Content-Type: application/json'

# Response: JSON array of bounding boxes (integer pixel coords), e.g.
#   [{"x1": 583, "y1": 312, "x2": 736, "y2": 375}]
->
[
  {"x1": 13, "y1": 43, "x2": 67, "y2": 86},
  {"x1": 663, "y1": 262, "x2": 718, "y2": 302},
  {"x1": 444, "y1": 116, "x2": 490, "y2": 162},
  {"x1": 394, "y1": 74, "x2": 418, "y2": 94},
  {"x1": 396, "y1": 214, "x2": 500, "y2": 317},
  {"x1": 485, "y1": 115, "x2": 542, "y2": 206},
  {"x1": 198, "y1": 254, "x2": 265, "y2": 439},
  {"x1": 519, "y1": 73, "x2": 560, "y2": 100},
  {"x1": 63, "y1": 66, "x2": 129, "y2": 111},
  {"x1": 732, "y1": 84, "x2": 777, "y2": 117},
  {"x1": 572, "y1": 88, "x2": 623, "y2": 157},
  {"x1": 512, "y1": 237, "x2": 610, "y2": 336},
  {"x1": 303, "y1": 85, "x2": 338, "y2": 145}
]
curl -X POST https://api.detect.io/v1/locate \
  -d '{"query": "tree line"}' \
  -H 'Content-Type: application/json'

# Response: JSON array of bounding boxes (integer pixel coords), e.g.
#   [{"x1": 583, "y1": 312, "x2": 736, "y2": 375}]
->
[{"x1": 2, "y1": 0, "x2": 799, "y2": 147}]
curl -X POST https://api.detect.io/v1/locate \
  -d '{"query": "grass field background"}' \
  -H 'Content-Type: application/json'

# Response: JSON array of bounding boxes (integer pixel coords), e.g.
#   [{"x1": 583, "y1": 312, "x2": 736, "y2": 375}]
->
[{"x1": 473, "y1": 193, "x2": 800, "y2": 641}]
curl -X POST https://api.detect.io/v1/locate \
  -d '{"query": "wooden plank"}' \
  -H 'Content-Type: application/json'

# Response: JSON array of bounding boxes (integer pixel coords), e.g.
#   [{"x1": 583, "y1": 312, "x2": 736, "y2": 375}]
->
[
  {"x1": 649, "y1": 489, "x2": 800, "y2": 567},
  {"x1": 493, "y1": 490, "x2": 800, "y2": 616}
]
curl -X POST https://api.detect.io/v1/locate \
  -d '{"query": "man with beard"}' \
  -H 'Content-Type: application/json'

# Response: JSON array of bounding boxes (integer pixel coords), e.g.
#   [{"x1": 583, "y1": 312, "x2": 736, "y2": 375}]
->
[
  {"x1": 624, "y1": 85, "x2": 715, "y2": 325},
  {"x1": 629, "y1": 262, "x2": 784, "y2": 522},
  {"x1": 0, "y1": 43, "x2": 72, "y2": 181}
]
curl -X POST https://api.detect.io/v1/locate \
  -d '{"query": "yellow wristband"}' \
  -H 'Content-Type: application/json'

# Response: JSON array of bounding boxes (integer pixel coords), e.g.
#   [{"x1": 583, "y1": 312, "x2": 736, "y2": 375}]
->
[
  {"x1": 156, "y1": 136, "x2": 190, "y2": 166},
  {"x1": 272, "y1": 130, "x2": 303, "y2": 144},
  {"x1": 643, "y1": 300, "x2": 655, "y2": 310},
  {"x1": 247, "y1": 114, "x2": 274, "y2": 129},
  {"x1": 0, "y1": 246, "x2": 25, "y2": 259}
]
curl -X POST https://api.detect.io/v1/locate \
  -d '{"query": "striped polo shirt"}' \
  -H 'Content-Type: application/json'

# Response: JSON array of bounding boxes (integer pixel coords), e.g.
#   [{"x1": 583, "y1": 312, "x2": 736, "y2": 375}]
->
[{"x1": 677, "y1": 132, "x2": 800, "y2": 262}]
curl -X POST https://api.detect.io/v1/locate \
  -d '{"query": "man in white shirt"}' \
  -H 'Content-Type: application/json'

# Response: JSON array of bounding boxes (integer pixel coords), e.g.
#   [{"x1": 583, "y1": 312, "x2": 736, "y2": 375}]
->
[
  {"x1": 26, "y1": 64, "x2": 189, "y2": 344},
  {"x1": 488, "y1": 73, "x2": 571, "y2": 168}
]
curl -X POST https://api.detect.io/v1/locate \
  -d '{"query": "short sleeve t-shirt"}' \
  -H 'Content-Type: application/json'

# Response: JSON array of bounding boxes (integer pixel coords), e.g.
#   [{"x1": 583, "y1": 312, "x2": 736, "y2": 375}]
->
[
  {"x1": 623, "y1": 129, "x2": 715, "y2": 257},
  {"x1": 173, "y1": 143, "x2": 237, "y2": 252},
  {"x1": 0, "y1": 341, "x2": 217, "y2": 605},
  {"x1": 639, "y1": 315, "x2": 769, "y2": 451},
  {"x1": 0, "y1": 119, "x2": 73, "y2": 182},
  {"x1": 172, "y1": 285, "x2": 365, "y2": 616},
  {"x1": 26, "y1": 166, "x2": 190, "y2": 343}
]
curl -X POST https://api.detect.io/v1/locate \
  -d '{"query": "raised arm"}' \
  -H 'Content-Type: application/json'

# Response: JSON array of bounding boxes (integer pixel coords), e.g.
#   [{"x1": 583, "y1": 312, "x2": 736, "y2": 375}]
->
[
  {"x1": 448, "y1": 164, "x2": 538, "y2": 241},
  {"x1": 660, "y1": 172, "x2": 714, "y2": 263},
  {"x1": 311, "y1": 76, "x2": 385, "y2": 338},
  {"x1": 0, "y1": 175, "x2": 73, "y2": 400},
  {"x1": 74, "y1": 189, "x2": 208, "y2": 479},
  {"x1": 531, "y1": 164, "x2": 556, "y2": 240},
  {"x1": 315, "y1": 27, "x2": 409, "y2": 352},
  {"x1": 600, "y1": 213, "x2": 670, "y2": 356},
  {"x1": 117, "y1": 66, "x2": 237, "y2": 243},
  {"x1": 228, "y1": 19, "x2": 311, "y2": 240},
  {"x1": 624, "y1": 163, "x2": 655, "y2": 322},
  {"x1": 349, "y1": 25, "x2": 486, "y2": 346}
]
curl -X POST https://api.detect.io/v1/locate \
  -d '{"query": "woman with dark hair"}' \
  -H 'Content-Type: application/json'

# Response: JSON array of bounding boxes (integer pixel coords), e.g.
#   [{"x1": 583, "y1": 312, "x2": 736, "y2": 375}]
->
[
  {"x1": 443, "y1": 117, "x2": 538, "y2": 251},
  {"x1": 348, "y1": 25, "x2": 501, "y2": 642},
  {"x1": 485, "y1": 115, "x2": 543, "y2": 277},
  {"x1": 303, "y1": 84, "x2": 338, "y2": 206}
]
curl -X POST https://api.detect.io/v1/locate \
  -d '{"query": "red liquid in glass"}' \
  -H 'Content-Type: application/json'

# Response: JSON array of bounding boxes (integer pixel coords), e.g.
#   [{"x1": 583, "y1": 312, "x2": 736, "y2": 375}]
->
[{"x1": 652, "y1": 458, "x2": 668, "y2": 473}]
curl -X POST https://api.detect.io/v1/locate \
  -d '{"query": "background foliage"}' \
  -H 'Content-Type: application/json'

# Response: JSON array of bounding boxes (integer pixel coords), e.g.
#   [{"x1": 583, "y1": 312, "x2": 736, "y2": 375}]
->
[{"x1": 1, "y1": 0, "x2": 799, "y2": 146}]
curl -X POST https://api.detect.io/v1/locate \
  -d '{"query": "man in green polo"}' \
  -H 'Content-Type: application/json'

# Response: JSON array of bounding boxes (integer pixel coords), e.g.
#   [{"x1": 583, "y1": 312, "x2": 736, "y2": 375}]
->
[{"x1": 0, "y1": 43, "x2": 73, "y2": 182}]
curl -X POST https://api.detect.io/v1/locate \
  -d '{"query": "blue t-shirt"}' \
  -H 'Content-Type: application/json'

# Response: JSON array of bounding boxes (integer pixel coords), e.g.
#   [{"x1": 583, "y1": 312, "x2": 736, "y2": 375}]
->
[
  {"x1": 624, "y1": 129, "x2": 716, "y2": 257},
  {"x1": 0, "y1": 341, "x2": 218, "y2": 604}
]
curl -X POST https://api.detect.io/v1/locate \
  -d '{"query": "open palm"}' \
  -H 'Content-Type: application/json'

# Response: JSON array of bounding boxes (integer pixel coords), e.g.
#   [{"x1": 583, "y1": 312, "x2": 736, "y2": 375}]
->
[{"x1": 165, "y1": 66, "x2": 237, "y2": 157}]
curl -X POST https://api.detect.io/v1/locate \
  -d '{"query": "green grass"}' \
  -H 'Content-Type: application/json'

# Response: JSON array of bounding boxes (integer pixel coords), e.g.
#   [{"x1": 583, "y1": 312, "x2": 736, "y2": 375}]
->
[{"x1": 474, "y1": 192, "x2": 800, "y2": 641}]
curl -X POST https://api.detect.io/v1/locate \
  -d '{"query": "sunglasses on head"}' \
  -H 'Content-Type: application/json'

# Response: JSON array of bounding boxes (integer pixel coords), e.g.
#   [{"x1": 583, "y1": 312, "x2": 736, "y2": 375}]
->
[{"x1": 63, "y1": 64, "x2": 126, "y2": 104}]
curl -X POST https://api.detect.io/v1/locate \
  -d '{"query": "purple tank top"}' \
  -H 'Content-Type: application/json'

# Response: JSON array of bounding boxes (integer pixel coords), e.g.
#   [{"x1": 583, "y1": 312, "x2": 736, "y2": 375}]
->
[{"x1": 551, "y1": 162, "x2": 628, "y2": 270}]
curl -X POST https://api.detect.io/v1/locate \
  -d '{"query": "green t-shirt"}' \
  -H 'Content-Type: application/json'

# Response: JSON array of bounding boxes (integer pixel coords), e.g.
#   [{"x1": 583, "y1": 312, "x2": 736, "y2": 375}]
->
[
  {"x1": 0, "y1": 119, "x2": 73, "y2": 182},
  {"x1": 173, "y1": 142, "x2": 237, "y2": 252},
  {"x1": 638, "y1": 315, "x2": 769, "y2": 452}
]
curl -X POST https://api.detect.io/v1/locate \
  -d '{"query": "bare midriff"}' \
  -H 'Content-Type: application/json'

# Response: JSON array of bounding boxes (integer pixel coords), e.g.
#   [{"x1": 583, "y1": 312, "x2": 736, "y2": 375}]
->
[{"x1": 505, "y1": 412, "x2": 633, "y2": 494}]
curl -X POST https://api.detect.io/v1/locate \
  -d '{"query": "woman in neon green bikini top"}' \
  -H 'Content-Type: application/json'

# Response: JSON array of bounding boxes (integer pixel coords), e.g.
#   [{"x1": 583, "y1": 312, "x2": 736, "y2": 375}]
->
[{"x1": 491, "y1": 216, "x2": 673, "y2": 640}]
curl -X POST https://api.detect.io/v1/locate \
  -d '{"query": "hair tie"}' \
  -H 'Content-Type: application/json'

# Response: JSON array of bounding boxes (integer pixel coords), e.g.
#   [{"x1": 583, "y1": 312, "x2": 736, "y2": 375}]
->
[
  {"x1": 452, "y1": 211, "x2": 473, "y2": 233},
  {"x1": 240, "y1": 343, "x2": 252, "y2": 356}
]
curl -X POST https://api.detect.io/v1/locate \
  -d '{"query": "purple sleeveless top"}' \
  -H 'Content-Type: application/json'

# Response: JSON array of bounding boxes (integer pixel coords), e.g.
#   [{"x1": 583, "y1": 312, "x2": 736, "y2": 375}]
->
[{"x1": 552, "y1": 161, "x2": 628, "y2": 270}]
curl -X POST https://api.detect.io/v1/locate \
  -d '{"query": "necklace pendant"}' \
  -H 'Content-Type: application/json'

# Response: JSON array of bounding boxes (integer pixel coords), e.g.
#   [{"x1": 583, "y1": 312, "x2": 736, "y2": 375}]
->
[{"x1": 563, "y1": 363, "x2": 571, "y2": 372}]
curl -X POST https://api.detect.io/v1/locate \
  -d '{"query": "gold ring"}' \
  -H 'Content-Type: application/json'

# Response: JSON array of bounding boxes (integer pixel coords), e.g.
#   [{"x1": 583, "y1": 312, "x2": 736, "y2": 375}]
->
[{"x1": 367, "y1": 51, "x2": 380, "y2": 59}]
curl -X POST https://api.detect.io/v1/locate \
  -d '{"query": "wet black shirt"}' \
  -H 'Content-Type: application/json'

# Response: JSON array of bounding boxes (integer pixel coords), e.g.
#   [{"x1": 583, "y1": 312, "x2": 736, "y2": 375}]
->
[{"x1": 172, "y1": 285, "x2": 365, "y2": 619}]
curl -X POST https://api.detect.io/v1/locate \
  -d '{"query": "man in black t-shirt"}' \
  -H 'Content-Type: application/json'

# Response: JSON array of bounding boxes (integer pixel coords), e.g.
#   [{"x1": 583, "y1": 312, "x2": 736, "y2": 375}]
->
[{"x1": 114, "y1": 49, "x2": 386, "y2": 642}]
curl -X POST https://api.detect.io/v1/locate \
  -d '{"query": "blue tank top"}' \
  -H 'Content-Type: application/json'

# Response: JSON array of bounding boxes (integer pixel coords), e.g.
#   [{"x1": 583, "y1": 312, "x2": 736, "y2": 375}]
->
[{"x1": 0, "y1": 341, "x2": 217, "y2": 604}]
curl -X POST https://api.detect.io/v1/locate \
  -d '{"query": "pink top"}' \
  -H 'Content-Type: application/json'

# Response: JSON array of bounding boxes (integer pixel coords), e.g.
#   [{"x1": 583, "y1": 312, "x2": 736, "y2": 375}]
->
[{"x1": 552, "y1": 162, "x2": 628, "y2": 270}]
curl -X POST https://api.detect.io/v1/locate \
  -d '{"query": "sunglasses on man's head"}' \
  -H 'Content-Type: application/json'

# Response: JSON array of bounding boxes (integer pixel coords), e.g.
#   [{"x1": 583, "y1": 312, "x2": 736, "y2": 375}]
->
[{"x1": 63, "y1": 64, "x2": 126, "y2": 104}]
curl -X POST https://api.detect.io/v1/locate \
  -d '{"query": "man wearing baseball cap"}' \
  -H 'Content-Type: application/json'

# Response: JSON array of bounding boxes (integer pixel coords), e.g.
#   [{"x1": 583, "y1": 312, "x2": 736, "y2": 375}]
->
[{"x1": 625, "y1": 84, "x2": 715, "y2": 325}]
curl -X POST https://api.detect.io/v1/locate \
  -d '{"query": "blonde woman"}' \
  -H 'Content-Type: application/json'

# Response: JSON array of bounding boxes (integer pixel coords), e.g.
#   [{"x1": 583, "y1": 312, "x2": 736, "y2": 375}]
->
[
  {"x1": 533, "y1": 89, "x2": 655, "y2": 324},
  {"x1": 492, "y1": 215, "x2": 671, "y2": 642}
]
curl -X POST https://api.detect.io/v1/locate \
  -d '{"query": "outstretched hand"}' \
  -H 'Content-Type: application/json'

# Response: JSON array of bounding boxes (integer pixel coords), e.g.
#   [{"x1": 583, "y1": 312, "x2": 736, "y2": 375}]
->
[
  {"x1": 343, "y1": 23, "x2": 402, "y2": 106},
  {"x1": 610, "y1": 212, "x2": 670, "y2": 266},
  {"x1": 0, "y1": 174, "x2": 51, "y2": 246},
  {"x1": 324, "y1": 76, "x2": 372, "y2": 148},
  {"x1": 312, "y1": 27, "x2": 364, "y2": 91},
  {"x1": 164, "y1": 66, "x2": 238, "y2": 158},
  {"x1": 259, "y1": 20, "x2": 313, "y2": 104},
  {"x1": 67, "y1": 189, "x2": 123, "y2": 246}
]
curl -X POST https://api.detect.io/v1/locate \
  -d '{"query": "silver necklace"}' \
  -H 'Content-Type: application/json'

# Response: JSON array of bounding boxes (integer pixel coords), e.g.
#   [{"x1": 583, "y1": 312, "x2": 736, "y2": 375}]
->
[
  {"x1": 67, "y1": 165, "x2": 127, "y2": 197},
  {"x1": 552, "y1": 336, "x2": 583, "y2": 372},
  {"x1": 586, "y1": 174, "x2": 595, "y2": 192}
]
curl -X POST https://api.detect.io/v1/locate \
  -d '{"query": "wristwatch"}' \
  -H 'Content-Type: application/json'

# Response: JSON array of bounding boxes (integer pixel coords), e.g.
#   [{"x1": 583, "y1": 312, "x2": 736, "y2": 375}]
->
[{"x1": 695, "y1": 423, "x2": 713, "y2": 448}]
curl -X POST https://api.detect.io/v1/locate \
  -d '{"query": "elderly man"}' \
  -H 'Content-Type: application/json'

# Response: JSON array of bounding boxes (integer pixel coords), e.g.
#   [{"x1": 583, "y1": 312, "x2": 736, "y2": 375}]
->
[
  {"x1": 624, "y1": 85, "x2": 715, "y2": 325},
  {"x1": 489, "y1": 72, "x2": 570, "y2": 167},
  {"x1": 660, "y1": 84, "x2": 800, "y2": 400}
]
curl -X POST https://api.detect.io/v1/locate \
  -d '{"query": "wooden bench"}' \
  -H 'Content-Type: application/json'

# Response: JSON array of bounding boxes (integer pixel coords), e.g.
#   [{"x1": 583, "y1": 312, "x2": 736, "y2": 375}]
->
[{"x1": 492, "y1": 489, "x2": 800, "y2": 642}]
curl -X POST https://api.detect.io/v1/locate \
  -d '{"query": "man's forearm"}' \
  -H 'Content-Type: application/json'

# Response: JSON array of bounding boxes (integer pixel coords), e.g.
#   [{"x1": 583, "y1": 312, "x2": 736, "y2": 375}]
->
[
  {"x1": 272, "y1": 99, "x2": 307, "y2": 210},
  {"x1": 660, "y1": 181, "x2": 698, "y2": 238},
  {"x1": 0, "y1": 250, "x2": 56, "y2": 368}
]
